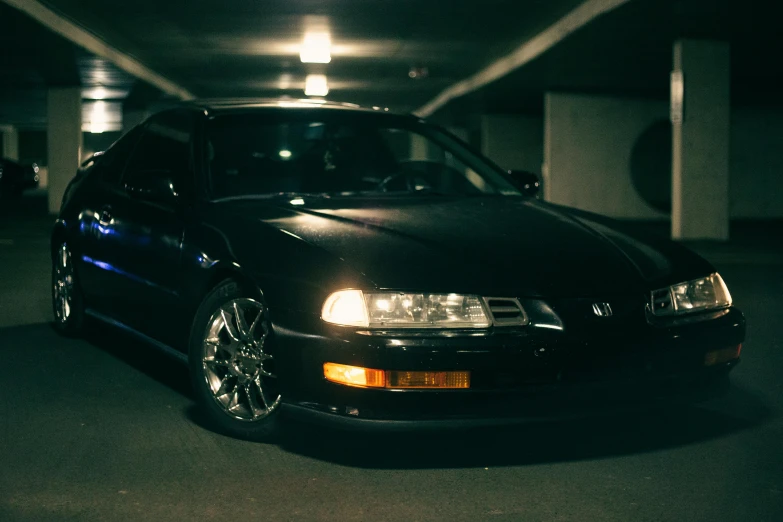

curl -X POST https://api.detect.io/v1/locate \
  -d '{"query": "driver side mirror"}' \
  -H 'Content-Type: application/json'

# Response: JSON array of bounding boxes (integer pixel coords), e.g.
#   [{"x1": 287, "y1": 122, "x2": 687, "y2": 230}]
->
[
  {"x1": 124, "y1": 169, "x2": 179, "y2": 205},
  {"x1": 507, "y1": 170, "x2": 541, "y2": 197}
]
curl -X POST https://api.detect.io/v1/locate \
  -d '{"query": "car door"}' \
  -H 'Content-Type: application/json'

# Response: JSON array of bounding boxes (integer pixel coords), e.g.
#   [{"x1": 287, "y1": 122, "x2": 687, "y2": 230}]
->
[
  {"x1": 93, "y1": 110, "x2": 197, "y2": 346},
  {"x1": 75, "y1": 127, "x2": 143, "y2": 315}
]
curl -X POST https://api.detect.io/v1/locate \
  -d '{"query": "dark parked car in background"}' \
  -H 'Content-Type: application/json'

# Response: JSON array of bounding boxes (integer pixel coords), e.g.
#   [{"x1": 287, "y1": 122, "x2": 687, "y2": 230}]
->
[
  {"x1": 0, "y1": 157, "x2": 39, "y2": 199},
  {"x1": 50, "y1": 99, "x2": 745, "y2": 441}
]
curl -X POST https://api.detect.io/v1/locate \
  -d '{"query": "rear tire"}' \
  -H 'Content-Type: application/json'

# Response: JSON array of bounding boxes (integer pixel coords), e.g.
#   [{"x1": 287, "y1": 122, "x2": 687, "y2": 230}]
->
[
  {"x1": 188, "y1": 280, "x2": 282, "y2": 441},
  {"x1": 51, "y1": 241, "x2": 85, "y2": 336}
]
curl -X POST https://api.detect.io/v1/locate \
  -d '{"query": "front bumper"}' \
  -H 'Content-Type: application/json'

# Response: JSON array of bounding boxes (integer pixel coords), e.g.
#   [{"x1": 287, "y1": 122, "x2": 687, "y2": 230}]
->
[{"x1": 271, "y1": 306, "x2": 745, "y2": 430}]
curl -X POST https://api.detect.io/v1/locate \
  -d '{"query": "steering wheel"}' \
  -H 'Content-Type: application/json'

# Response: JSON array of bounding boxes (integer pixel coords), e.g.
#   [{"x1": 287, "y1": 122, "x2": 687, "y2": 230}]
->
[
  {"x1": 376, "y1": 171, "x2": 415, "y2": 192},
  {"x1": 379, "y1": 160, "x2": 449, "y2": 192}
]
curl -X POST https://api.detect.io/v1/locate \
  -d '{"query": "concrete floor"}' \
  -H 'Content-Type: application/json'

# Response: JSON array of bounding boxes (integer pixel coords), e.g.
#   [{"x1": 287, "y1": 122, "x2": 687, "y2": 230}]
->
[{"x1": 1, "y1": 193, "x2": 781, "y2": 521}]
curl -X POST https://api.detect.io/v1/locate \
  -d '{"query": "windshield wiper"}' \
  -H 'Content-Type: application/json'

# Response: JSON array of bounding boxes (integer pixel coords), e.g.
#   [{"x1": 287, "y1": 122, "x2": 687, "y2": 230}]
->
[
  {"x1": 211, "y1": 192, "x2": 331, "y2": 203},
  {"x1": 211, "y1": 189, "x2": 494, "y2": 202},
  {"x1": 330, "y1": 188, "x2": 454, "y2": 197},
  {"x1": 407, "y1": 188, "x2": 454, "y2": 196}
]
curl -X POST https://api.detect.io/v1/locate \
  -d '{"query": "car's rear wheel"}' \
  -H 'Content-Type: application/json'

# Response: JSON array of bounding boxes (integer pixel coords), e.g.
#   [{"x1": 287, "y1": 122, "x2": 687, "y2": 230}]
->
[
  {"x1": 188, "y1": 281, "x2": 282, "y2": 441},
  {"x1": 52, "y1": 241, "x2": 85, "y2": 335}
]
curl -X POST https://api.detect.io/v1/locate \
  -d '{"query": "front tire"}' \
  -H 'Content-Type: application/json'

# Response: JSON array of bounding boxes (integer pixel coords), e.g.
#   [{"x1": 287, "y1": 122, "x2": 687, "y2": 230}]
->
[
  {"x1": 52, "y1": 241, "x2": 85, "y2": 335},
  {"x1": 188, "y1": 280, "x2": 282, "y2": 441}
]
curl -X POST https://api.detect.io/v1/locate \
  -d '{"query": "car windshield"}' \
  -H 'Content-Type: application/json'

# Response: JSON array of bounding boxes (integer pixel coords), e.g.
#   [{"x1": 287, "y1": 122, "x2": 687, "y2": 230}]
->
[{"x1": 206, "y1": 111, "x2": 521, "y2": 200}]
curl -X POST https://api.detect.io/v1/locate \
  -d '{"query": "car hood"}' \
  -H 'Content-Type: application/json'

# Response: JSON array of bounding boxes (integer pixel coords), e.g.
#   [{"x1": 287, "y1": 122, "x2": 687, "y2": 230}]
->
[{"x1": 229, "y1": 196, "x2": 714, "y2": 298}]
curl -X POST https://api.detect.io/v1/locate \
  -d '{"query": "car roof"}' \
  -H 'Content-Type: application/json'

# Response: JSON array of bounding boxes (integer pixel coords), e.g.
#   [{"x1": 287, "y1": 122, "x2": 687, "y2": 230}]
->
[{"x1": 186, "y1": 98, "x2": 406, "y2": 117}]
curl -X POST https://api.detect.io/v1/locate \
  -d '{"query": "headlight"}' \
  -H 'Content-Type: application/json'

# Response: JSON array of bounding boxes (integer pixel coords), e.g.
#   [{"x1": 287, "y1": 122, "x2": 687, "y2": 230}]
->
[
  {"x1": 650, "y1": 273, "x2": 732, "y2": 316},
  {"x1": 321, "y1": 290, "x2": 369, "y2": 327},
  {"x1": 322, "y1": 290, "x2": 491, "y2": 328}
]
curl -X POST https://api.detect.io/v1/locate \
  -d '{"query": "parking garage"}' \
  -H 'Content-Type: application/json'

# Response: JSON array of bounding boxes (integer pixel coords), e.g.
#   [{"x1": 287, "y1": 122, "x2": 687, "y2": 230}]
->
[{"x1": 1, "y1": 0, "x2": 782, "y2": 520}]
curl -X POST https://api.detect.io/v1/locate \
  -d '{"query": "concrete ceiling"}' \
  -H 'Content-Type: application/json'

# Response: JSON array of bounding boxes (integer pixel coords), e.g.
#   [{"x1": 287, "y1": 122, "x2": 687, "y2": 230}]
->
[
  {"x1": 0, "y1": 2, "x2": 74, "y2": 127},
  {"x1": 437, "y1": 0, "x2": 783, "y2": 120},
  {"x1": 32, "y1": 0, "x2": 585, "y2": 109},
  {"x1": 0, "y1": 2, "x2": 138, "y2": 128},
  {"x1": 1, "y1": 0, "x2": 781, "y2": 129},
  {"x1": 0, "y1": 0, "x2": 585, "y2": 127}
]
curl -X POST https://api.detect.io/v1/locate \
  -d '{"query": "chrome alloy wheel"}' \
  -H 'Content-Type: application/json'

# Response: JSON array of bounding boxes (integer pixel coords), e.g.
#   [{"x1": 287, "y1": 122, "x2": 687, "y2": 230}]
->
[
  {"x1": 202, "y1": 298, "x2": 281, "y2": 421},
  {"x1": 53, "y1": 243, "x2": 74, "y2": 323}
]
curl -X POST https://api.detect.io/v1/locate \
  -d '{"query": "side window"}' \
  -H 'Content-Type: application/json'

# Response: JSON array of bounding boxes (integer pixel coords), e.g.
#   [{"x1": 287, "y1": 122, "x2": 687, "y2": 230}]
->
[
  {"x1": 94, "y1": 127, "x2": 142, "y2": 185},
  {"x1": 123, "y1": 111, "x2": 194, "y2": 196}
]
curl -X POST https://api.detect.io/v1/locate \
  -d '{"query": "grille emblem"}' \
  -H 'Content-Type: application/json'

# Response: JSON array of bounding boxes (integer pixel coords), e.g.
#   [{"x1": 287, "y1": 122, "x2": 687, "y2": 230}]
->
[{"x1": 592, "y1": 302, "x2": 613, "y2": 317}]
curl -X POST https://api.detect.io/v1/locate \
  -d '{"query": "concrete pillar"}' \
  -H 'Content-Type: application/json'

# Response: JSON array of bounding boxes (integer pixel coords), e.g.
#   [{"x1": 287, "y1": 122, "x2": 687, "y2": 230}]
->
[
  {"x1": 671, "y1": 40, "x2": 730, "y2": 240},
  {"x1": 410, "y1": 134, "x2": 430, "y2": 160},
  {"x1": 480, "y1": 115, "x2": 543, "y2": 176},
  {"x1": 47, "y1": 88, "x2": 83, "y2": 214},
  {"x1": 1, "y1": 126, "x2": 20, "y2": 161}
]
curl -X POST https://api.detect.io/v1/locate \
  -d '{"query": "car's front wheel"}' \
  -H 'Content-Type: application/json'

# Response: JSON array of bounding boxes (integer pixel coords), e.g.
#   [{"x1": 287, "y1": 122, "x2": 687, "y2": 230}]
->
[
  {"x1": 52, "y1": 241, "x2": 85, "y2": 335},
  {"x1": 188, "y1": 281, "x2": 282, "y2": 441}
]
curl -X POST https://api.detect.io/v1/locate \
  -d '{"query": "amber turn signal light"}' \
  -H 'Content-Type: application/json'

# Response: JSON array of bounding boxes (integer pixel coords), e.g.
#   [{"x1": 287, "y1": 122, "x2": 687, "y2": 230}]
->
[
  {"x1": 323, "y1": 363, "x2": 470, "y2": 389},
  {"x1": 386, "y1": 370, "x2": 471, "y2": 389},
  {"x1": 704, "y1": 344, "x2": 742, "y2": 366},
  {"x1": 323, "y1": 363, "x2": 385, "y2": 387}
]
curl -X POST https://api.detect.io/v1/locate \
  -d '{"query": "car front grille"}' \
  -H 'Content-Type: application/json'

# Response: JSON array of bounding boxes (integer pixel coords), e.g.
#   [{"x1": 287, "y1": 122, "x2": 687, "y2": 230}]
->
[
  {"x1": 650, "y1": 288, "x2": 674, "y2": 316},
  {"x1": 484, "y1": 297, "x2": 529, "y2": 326}
]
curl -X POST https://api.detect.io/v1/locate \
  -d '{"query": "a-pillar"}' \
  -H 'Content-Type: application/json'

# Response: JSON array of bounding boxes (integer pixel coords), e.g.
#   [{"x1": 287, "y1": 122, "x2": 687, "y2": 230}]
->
[
  {"x1": 671, "y1": 40, "x2": 731, "y2": 240},
  {"x1": 1, "y1": 125, "x2": 20, "y2": 161},
  {"x1": 47, "y1": 87, "x2": 83, "y2": 214}
]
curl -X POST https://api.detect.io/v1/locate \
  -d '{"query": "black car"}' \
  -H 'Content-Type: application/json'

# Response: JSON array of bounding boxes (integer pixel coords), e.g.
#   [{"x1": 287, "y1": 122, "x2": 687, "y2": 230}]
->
[
  {"x1": 0, "y1": 157, "x2": 39, "y2": 199},
  {"x1": 51, "y1": 99, "x2": 745, "y2": 440}
]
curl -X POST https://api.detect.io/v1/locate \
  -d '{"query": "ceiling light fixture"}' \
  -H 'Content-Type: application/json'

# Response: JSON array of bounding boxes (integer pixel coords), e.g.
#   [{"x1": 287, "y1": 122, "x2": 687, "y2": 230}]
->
[
  {"x1": 305, "y1": 74, "x2": 329, "y2": 97},
  {"x1": 91, "y1": 86, "x2": 107, "y2": 100},
  {"x1": 277, "y1": 74, "x2": 293, "y2": 90},
  {"x1": 408, "y1": 66, "x2": 429, "y2": 80},
  {"x1": 89, "y1": 101, "x2": 108, "y2": 134},
  {"x1": 300, "y1": 32, "x2": 331, "y2": 63}
]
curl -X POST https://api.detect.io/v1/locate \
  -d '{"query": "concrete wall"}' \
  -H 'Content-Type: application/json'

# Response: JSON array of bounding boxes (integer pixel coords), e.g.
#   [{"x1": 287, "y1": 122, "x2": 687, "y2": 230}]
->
[
  {"x1": 544, "y1": 92, "x2": 669, "y2": 219},
  {"x1": 1, "y1": 126, "x2": 19, "y2": 161},
  {"x1": 16, "y1": 130, "x2": 121, "y2": 167},
  {"x1": 730, "y1": 107, "x2": 783, "y2": 219},
  {"x1": 481, "y1": 115, "x2": 543, "y2": 175},
  {"x1": 544, "y1": 92, "x2": 783, "y2": 220},
  {"x1": 18, "y1": 130, "x2": 47, "y2": 165}
]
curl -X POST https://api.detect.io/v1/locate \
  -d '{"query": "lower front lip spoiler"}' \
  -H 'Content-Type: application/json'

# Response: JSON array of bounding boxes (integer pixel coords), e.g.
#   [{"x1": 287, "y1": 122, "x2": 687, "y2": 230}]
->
[
  {"x1": 281, "y1": 403, "x2": 546, "y2": 432},
  {"x1": 280, "y1": 369, "x2": 733, "y2": 432}
]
